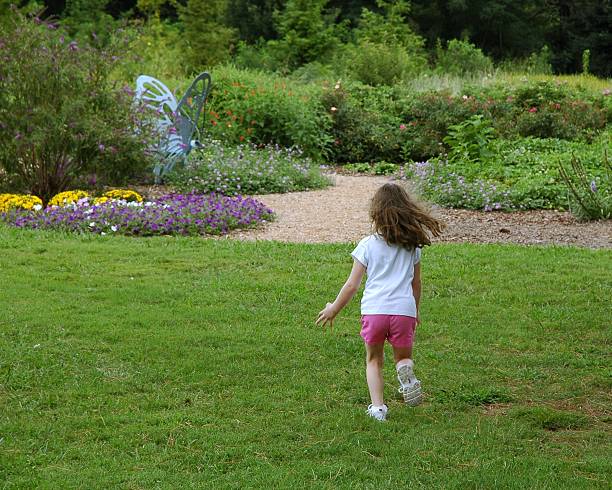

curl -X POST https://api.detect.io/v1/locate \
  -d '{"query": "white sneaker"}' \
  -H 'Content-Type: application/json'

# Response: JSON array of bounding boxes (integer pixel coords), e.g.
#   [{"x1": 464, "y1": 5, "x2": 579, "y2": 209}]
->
[
  {"x1": 397, "y1": 362, "x2": 423, "y2": 406},
  {"x1": 366, "y1": 404, "x2": 388, "y2": 421}
]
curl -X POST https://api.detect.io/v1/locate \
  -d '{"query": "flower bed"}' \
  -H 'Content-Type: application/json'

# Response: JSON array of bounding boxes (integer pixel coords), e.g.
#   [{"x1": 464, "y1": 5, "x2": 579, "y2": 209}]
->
[
  {"x1": 167, "y1": 140, "x2": 331, "y2": 196},
  {"x1": 401, "y1": 161, "x2": 515, "y2": 212},
  {"x1": 1, "y1": 192, "x2": 274, "y2": 236}
]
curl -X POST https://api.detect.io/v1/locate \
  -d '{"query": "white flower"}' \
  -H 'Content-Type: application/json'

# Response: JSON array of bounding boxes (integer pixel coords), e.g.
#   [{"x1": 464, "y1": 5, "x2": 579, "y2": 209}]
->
[
  {"x1": 100, "y1": 232, "x2": 106, "y2": 236},
  {"x1": 89, "y1": 222, "x2": 96, "y2": 227},
  {"x1": 33, "y1": 204, "x2": 42, "y2": 211},
  {"x1": 110, "y1": 225, "x2": 118, "y2": 232},
  {"x1": 462, "y1": 95, "x2": 468, "y2": 100}
]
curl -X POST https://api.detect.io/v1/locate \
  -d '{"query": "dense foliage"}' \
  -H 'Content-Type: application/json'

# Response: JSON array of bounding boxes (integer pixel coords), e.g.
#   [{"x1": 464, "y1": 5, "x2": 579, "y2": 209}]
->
[
  {"x1": 25, "y1": 0, "x2": 612, "y2": 77},
  {"x1": 0, "y1": 10, "x2": 156, "y2": 202},
  {"x1": 402, "y1": 131, "x2": 611, "y2": 213},
  {"x1": 167, "y1": 140, "x2": 331, "y2": 195}
]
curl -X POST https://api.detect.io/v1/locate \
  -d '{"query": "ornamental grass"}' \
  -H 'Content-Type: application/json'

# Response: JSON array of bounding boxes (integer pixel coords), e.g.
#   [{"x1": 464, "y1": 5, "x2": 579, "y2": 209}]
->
[{"x1": 1, "y1": 192, "x2": 273, "y2": 236}]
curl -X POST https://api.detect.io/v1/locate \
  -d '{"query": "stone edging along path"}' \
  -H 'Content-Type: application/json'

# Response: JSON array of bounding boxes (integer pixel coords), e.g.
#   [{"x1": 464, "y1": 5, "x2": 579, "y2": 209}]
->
[{"x1": 227, "y1": 174, "x2": 611, "y2": 249}]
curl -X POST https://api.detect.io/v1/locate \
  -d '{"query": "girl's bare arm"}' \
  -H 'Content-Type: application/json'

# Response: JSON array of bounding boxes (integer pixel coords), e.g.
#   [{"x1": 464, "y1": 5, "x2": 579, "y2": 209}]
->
[
  {"x1": 316, "y1": 259, "x2": 366, "y2": 328},
  {"x1": 412, "y1": 263, "x2": 421, "y2": 323}
]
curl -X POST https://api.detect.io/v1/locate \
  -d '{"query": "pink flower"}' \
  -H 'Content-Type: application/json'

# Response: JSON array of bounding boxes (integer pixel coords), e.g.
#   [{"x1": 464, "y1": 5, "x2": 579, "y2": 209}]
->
[
  {"x1": 529, "y1": 107, "x2": 538, "y2": 113},
  {"x1": 603, "y1": 89, "x2": 611, "y2": 96},
  {"x1": 399, "y1": 124, "x2": 407, "y2": 131}
]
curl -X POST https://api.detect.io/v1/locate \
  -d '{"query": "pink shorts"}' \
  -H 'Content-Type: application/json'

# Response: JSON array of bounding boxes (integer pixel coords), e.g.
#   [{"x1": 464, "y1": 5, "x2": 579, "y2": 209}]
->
[{"x1": 360, "y1": 315, "x2": 417, "y2": 347}]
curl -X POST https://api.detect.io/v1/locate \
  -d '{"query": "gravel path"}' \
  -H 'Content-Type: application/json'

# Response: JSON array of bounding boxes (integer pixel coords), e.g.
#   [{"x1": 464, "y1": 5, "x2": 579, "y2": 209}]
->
[{"x1": 229, "y1": 174, "x2": 611, "y2": 248}]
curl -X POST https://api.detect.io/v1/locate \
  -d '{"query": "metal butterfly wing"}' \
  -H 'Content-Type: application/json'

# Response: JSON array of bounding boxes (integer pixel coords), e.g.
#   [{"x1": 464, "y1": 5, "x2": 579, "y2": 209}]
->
[{"x1": 135, "y1": 72, "x2": 212, "y2": 181}]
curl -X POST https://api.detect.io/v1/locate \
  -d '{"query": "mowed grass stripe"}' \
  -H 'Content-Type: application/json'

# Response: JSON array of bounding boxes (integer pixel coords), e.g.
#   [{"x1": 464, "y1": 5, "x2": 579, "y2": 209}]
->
[{"x1": 0, "y1": 227, "x2": 610, "y2": 488}]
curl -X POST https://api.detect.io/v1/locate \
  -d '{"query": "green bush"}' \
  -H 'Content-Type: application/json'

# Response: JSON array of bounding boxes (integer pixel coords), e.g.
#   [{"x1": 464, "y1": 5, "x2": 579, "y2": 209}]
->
[
  {"x1": 202, "y1": 66, "x2": 333, "y2": 159},
  {"x1": 435, "y1": 39, "x2": 493, "y2": 76},
  {"x1": 180, "y1": 0, "x2": 237, "y2": 70},
  {"x1": 266, "y1": 0, "x2": 342, "y2": 72},
  {"x1": 339, "y1": 0, "x2": 427, "y2": 87},
  {"x1": 373, "y1": 161, "x2": 399, "y2": 175},
  {"x1": 0, "y1": 11, "x2": 156, "y2": 202},
  {"x1": 397, "y1": 91, "x2": 480, "y2": 160},
  {"x1": 338, "y1": 40, "x2": 425, "y2": 87},
  {"x1": 510, "y1": 82, "x2": 607, "y2": 140},
  {"x1": 396, "y1": 82, "x2": 608, "y2": 161},
  {"x1": 443, "y1": 115, "x2": 495, "y2": 163},
  {"x1": 343, "y1": 163, "x2": 371, "y2": 173},
  {"x1": 498, "y1": 46, "x2": 553, "y2": 75},
  {"x1": 167, "y1": 140, "x2": 331, "y2": 195},
  {"x1": 321, "y1": 81, "x2": 402, "y2": 164}
]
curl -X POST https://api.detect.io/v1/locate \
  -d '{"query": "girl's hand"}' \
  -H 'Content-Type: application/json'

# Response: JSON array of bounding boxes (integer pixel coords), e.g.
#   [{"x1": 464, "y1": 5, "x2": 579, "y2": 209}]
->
[{"x1": 316, "y1": 302, "x2": 337, "y2": 330}]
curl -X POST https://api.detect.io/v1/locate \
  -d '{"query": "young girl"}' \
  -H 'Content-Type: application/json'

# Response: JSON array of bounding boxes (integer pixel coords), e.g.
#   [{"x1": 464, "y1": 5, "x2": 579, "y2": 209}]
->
[{"x1": 316, "y1": 183, "x2": 444, "y2": 421}]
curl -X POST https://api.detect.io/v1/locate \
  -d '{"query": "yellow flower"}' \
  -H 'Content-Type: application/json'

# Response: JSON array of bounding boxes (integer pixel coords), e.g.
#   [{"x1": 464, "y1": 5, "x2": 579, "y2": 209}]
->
[
  {"x1": 102, "y1": 189, "x2": 143, "y2": 203},
  {"x1": 0, "y1": 193, "x2": 43, "y2": 212},
  {"x1": 48, "y1": 190, "x2": 90, "y2": 207}
]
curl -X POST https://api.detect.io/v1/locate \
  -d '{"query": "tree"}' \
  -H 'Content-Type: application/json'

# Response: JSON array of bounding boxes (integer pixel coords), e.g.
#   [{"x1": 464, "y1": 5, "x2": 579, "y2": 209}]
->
[
  {"x1": 226, "y1": 0, "x2": 284, "y2": 42},
  {"x1": 269, "y1": 0, "x2": 341, "y2": 69},
  {"x1": 180, "y1": 0, "x2": 237, "y2": 70}
]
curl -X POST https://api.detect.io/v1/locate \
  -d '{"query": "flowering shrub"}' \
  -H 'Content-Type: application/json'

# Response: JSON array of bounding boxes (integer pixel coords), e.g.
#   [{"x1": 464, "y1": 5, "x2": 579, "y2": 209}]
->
[
  {"x1": 401, "y1": 161, "x2": 515, "y2": 212},
  {"x1": 1, "y1": 193, "x2": 273, "y2": 236},
  {"x1": 321, "y1": 80, "x2": 403, "y2": 164},
  {"x1": 402, "y1": 132, "x2": 611, "y2": 211},
  {"x1": 0, "y1": 194, "x2": 43, "y2": 212},
  {"x1": 0, "y1": 11, "x2": 157, "y2": 202},
  {"x1": 395, "y1": 82, "x2": 607, "y2": 161},
  {"x1": 167, "y1": 140, "x2": 331, "y2": 195},
  {"x1": 203, "y1": 65, "x2": 333, "y2": 159},
  {"x1": 48, "y1": 190, "x2": 90, "y2": 207}
]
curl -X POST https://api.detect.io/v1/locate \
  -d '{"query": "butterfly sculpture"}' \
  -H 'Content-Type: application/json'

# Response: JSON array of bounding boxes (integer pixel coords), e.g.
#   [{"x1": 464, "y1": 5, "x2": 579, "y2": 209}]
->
[{"x1": 135, "y1": 72, "x2": 212, "y2": 181}]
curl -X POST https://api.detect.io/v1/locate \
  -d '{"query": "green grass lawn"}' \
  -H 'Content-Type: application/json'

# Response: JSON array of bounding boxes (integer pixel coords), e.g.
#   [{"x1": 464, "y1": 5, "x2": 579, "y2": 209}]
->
[{"x1": 1, "y1": 226, "x2": 610, "y2": 488}]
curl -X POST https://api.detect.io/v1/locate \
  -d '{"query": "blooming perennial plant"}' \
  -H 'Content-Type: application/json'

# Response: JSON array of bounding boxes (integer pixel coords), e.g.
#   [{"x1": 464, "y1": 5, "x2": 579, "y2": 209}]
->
[
  {"x1": 402, "y1": 161, "x2": 514, "y2": 212},
  {"x1": 0, "y1": 193, "x2": 43, "y2": 212},
  {"x1": 168, "y1": 140, "x2": 331, "y2": 195},
  {"x1": 47, "y1": 190, "x2": 90, "y2": 207},
  {"x1": 1, "y1": 192, "x2": 273, "y2": 236},
  {"x1": 96, "y1": 189, "x2": 144, "y2": 204}
]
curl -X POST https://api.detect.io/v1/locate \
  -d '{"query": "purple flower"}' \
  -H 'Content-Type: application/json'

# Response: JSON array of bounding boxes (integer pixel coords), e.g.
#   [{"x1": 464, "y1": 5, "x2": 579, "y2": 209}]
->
[
  {"x1": 68, "y1": 41, "x2": 78, "y2": 52},
  {"x1": 590, "y1": 181, "x2": 597, "y2": 193}
]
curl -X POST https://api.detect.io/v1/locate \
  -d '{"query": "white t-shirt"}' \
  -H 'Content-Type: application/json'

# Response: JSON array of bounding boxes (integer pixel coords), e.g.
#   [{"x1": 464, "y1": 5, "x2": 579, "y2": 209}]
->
[{"x1": 351, "y1": 234, "x2": 421, "y2": 317}]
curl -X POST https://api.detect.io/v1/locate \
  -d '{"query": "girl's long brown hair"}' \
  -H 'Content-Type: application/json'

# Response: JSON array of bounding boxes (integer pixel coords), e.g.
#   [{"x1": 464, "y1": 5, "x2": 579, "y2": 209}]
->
[{"x1": 370, "y1": 183, "x2": 445, "y2": 248}]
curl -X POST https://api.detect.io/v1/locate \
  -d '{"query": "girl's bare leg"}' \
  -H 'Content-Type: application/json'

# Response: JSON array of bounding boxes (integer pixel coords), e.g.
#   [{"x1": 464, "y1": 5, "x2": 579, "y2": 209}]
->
[
  {"x1": 365, "y1": 342, "x2": 385, "y2": 406},
  {"x1": 392, "y1": 345, "x2": 413, "y2": 366}
]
